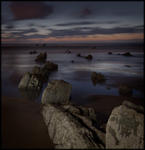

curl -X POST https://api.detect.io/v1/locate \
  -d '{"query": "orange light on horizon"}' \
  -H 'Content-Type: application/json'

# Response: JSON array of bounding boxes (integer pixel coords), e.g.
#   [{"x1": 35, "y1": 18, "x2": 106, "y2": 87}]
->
[{"x1": 2, "y1": 33, "x2": 144, "y2": 43}]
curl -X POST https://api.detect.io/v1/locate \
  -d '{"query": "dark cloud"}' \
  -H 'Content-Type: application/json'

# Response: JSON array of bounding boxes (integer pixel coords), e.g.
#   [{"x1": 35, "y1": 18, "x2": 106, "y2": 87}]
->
[
  {"x1": 80, "y1": 8, "x2": 92, "y2": 18},
  {"x1": 5, "y1": 25, "x2": 14, "y2": 29},
  {"x1": 10, "y1": 2, "x2": 53, "y2": 20},
  {"x1": 56, "y1": 21, "x2": 120, "y2": 27},
  {"x1": 49, "y1": 25, "x2": 143, "y2": 37},
  {"x1": 56, "y1": 21, "x2": 95, "y2": 26}
]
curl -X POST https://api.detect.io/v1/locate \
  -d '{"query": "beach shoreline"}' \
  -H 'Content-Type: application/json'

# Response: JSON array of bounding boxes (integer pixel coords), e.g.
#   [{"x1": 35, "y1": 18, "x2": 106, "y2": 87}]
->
[{"x1": 2, "y1": 95, "x2": 144, "y2": 148}]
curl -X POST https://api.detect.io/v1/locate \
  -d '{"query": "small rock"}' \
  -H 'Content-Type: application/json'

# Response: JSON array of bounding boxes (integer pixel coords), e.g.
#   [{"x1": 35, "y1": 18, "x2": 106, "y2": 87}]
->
[
  {"x1": 108, "y1": 52, "x2": 112, "y2": 55},
  {"x1": 122, "y1": 52, "x2": 133, "y2": 57},
  {"x1": 35, "y1": 52, "x2": 47, "y2": 63},
  {"x1": 91, "y1": 72, "x2": 106, "y2": 85},
  {"x1": 119, "y1": 85, "x2": 132, "y2": 97},
  {"x1": 43, "y1": 61, "x2": 58, "y2": 71},
  {"x1": 71, "y1": 60, "x2": 74, "y2": 63},
  {"x1": 85, "y1": 54, "x2": 93, "y2": 60},
  {"x1": 77, "y1": 53, "x2": 81, "y2": 57}
]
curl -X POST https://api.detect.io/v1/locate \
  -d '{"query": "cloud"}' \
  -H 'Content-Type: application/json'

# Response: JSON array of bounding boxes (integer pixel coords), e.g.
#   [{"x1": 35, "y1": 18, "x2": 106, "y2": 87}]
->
[
  {"x1": 10, "y1": 2, "x2": 53, "y2": 20},
  {"x1": 48, "y1": 25, "x2": 143, "y2": 38},
  {"x1": 56, "y1": 20, "x2": 120, "y2": 27}
]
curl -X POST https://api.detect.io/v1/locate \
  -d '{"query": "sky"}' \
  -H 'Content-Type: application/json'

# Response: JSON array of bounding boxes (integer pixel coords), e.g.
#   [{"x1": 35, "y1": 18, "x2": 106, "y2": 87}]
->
[{"x1": 1, "y1": 1, "x2": 144, "y2": 44}]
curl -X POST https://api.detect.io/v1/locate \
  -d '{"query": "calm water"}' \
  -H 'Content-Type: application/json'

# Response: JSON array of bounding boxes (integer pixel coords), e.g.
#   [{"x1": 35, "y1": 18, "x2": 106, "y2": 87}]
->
[{"x1": 2, "y1": 46, "x2": 144, "y2": 104}]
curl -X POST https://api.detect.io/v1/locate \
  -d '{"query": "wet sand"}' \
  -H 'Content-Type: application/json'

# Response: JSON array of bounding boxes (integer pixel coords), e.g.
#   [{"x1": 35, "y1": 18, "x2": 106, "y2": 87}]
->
[
  {"x1": 2, "y1": 96, "x2": 54, "y2": 149},
  {"x1": 2, "y1": 95, "x2": 144, "y2": 148},
  {"x1": 84, "y1": 95, "x2": 144, "y2": 118}
]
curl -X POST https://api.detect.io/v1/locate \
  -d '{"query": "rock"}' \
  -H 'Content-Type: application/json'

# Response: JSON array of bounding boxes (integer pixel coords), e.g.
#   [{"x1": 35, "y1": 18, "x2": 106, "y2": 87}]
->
[
  {"x1": 77, "y1": 53, "x2": 81, "y2": 57},
  {"x1": 122, "y1": 52, "x2": 133, "y2": 57},
  {"x1": 18, "y1": 72, "x2": 42, "y2": 90},
  {"x1": 71, "y1": 60, "x2": 74, "y2": 63},
  {"x1": 41, "y1": 80, "x2": 72, "y2": 105},
  {"x1": 106, "y1": 101, "x2": 144, "y2": 149},
  {"x1": 29, "y1": 50, "x2": 37, "y2": 54},
  {"x1": 35, "y1": 52, "x2": 47, "y2": 63},
  {"x1": 108, "y1": 52, "x2": 112, "y2": 55},
  {"x1": 18, "y1": 72, "x2": 31, "y2": 89},
  {"x1": 85, "y1": 54, "x2": 93, "y2": 60},
  {"x1": 119, "y1": 85, "x2": 132, "y2": 97},
  {"x1": 42, "y1": 104, "x2": 105, "y2": 149},
  {"x1": 91, "y1": 72, "x2": 106, "y2": 85},
  {"x1": 125, "y1": 65, "x2": 131, "y2": 67},
  {"x1": 43, "y1": 61, "x2": 58, "y2": 71},
  {"x1": 66, "y1": 49, "x2": 71, "y2": 53}
]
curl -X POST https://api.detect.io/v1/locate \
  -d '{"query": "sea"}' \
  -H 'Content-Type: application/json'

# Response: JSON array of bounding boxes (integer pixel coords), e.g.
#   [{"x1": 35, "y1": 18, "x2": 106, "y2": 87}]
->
[{"x1": 1, "y1": 44, "x2": 144, "y2": 105}]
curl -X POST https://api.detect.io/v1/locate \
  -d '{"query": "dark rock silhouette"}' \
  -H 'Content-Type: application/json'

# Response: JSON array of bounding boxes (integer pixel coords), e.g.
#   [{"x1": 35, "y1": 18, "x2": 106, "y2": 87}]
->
[
  {"x1": 119, "y1": 85, "x2": 132, "y2": 97},
  {"x1": 91, "y1": 72, "x2": 106, "y2": 85},
  {"x1": 108, "y1": 52, "x2": 112, "y2": 55},
  {"x1": 122, "y1": 52, "x2": 133, "y2": 57},
  {"x1": 35, "y1": 52, "x2": 47, "y2": 63}
]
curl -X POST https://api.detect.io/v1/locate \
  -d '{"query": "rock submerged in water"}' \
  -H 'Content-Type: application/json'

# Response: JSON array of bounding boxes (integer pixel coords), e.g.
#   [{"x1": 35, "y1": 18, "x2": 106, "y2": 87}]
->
[
  {"x1": 29, "y1": 50, "x2": 37, "y2": 54},
  {"x1": 119, "y1": 85, "x2": 132, "y2": 97},
  {"x1": 122, "y1": 52, "x2": 133, "y2": 57},
  {"x1": 85, "y1": 54, "x2": 93, "y2": 60},
  {"x1": 18, "y1": 72, "x2": 42, "y2": 90},
  {"x1": 35, "y1": 52, "x2": 47, "y2": 63},
  {"x1": 18, "y1": 61, "x2": 58, "y2": 90},
  {"x1": 41, "y1": 80, "x2": 72, "y2": 105},
  {"x1": 43, "y1": 61, "x2": 58, "y2": 71},
  {"x1": 42, "y1": 103, "x2": 105, "y2": 149},
  {"x1": 108, "y1": 52, "x2": 112, "y2": 55},
  {"x1": 91, "y1": 72, "x2": 106, "y2": 85},
  {"x1": 106, "y1": 100, "x2": 144, "y2": 149}
]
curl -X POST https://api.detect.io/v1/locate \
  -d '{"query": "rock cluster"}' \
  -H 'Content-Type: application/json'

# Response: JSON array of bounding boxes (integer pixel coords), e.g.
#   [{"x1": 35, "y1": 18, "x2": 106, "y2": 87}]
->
[
  {"x1": 40, "y1": 79, "x2": 144, "y2": 149},
  {"x1": 18, "y1": 61, "x2": 58, "y2": 90}
]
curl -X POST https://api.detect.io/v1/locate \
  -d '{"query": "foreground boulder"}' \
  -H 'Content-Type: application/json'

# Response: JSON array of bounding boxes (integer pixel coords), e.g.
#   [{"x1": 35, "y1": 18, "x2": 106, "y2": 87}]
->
[
  {"x1": 106, "y1": 100, "x2": 144, "y2": 149},
  {"x1": 35, "y1": 52, "x2": 47, "y2": 63},
  {"x1": 42, "y1": 103, "x2": 105, "y2": 149},
  {"x1": 122, "y1": 52, "x2": 133, "y2": 57},
  {"x1": 91, "y1": 72, "x2": 106, "y2": 85},
  {"x1": 41, "y1": 80, "x2": 72, "y2": 104},
  {"x1": 18, "y1": 72, "x2": 42, "y2": 90},
  {"x1": 119, "y1": 85, "x2": 132, "y2": 97}
]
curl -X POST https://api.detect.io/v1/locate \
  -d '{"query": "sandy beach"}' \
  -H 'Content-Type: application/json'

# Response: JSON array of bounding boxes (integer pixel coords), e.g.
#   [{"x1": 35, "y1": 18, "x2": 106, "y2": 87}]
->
[
  {"x1": 2, "y1": 94, "x2": 144, "y2": 148},
  {"x1": 2, "y1": 96, "x2": 54, "y2": 149}
]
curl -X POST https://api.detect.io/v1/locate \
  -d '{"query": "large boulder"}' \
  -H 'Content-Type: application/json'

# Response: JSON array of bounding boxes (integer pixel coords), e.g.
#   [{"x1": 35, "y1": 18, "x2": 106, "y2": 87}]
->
[
  {"x1": 91, "y1": 72, "x2": 106, "y2": 85},
  {"x1": 18, "y1": 72, "x2": 42, "y2": 90},
  {"x1": 106, "y1": 100, "x2": 144, "y2": 149},
  {"x1": 42, "y1": 103, "x2": 105, "y2": 149},
  {"x1": 35, "y1": 52, "x2": 47, "y2": 63},
  {"x1": 41, "y1": 80, "x2": 72, "y2": 104}
]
